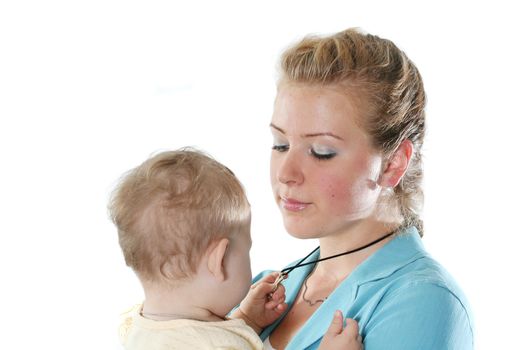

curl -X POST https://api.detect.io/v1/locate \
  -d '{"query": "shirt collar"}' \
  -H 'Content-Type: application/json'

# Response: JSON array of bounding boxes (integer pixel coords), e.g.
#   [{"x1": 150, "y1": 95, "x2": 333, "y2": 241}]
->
[
  {"x1": 286, "y1": 226, "x2": 426, "y2": 287},
  {"x1": 349, "y1": 226, "x2": 427, "y2": 285},
  {"x1": 261, "y1": 226, "x2": 427, "y2": 347}
]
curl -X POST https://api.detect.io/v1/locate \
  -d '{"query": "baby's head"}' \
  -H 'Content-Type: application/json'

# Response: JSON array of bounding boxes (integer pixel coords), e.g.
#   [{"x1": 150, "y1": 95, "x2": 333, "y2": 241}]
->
[{"x1": 109, "y1": 148, "x2": 252, "y2": 312}]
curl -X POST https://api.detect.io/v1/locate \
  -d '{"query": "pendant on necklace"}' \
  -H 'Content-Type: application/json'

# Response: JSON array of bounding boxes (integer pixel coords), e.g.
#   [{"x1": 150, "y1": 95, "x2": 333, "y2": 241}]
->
[
  {"x1": 268, "y1": 272, "x2": 287, "y2": 301},
  {"x1": 271, "y1": 272, "x2": 287, "y2": 293}
]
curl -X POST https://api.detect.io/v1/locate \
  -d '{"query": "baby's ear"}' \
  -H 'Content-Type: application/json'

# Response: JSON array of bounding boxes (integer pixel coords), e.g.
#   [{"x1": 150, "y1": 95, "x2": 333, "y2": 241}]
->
[
  {"x1": 206, "y1": 238, "x2": 229, "y2": 282},
  {"x1": 378, "y1": 140, "x2": 413, "y2": 188}
]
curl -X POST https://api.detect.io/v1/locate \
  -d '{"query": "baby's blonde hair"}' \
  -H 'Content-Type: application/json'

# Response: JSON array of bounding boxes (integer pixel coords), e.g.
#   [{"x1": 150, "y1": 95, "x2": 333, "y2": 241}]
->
[
  {"x1": 279, "y1": 28, "x2": 426, "y2": 235},
  {"x1": 109, "y1": 148, "x2": 251, "y2": 282}
]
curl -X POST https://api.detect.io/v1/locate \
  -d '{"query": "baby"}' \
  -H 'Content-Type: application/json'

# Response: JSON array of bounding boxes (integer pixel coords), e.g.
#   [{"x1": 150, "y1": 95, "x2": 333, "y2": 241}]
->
[{"x1": 109, "y1": 148, "x2": 362, "y2": 349}]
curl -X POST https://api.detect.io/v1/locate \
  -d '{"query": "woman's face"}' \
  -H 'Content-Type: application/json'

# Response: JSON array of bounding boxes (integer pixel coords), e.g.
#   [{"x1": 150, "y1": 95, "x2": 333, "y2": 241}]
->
[{"x1": 270, "y1": 83, "x2": 384, "y2": 239}]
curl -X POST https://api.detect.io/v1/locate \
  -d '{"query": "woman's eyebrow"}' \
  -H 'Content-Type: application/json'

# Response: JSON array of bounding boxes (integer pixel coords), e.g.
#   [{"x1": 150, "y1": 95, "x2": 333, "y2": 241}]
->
[
  {"x1": 270, "y1": 123, "x2": 344, "y2": 140},
  {"x1": 270, "y1": 123, "x2": 286, "y2": 134},
  {"x1": 303, "y1": 132, "x2": 344, "y2": 140}
]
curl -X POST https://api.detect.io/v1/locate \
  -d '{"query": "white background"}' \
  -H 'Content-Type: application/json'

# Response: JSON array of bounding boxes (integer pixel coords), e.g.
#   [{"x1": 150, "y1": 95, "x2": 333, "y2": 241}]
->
[{"x1": 1, "y1": 1, "x2": 523, "y2": 349}]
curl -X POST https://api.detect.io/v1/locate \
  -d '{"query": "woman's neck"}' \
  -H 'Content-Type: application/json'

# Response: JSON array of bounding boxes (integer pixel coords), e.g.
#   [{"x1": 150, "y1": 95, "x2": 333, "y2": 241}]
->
[{"x1": 315, "y1": 219, "x2": 399, "y2": 281}]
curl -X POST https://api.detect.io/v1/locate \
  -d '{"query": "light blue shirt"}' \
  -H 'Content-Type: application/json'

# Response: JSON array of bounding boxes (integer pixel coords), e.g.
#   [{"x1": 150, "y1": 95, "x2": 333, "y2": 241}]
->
[{"x1": 254, "y1": 227, "x2": 474, "y2": 349}]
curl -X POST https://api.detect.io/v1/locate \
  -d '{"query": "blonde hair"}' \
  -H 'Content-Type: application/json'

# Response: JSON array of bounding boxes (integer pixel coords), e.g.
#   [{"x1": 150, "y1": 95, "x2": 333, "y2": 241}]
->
[
  {"x1": 109, "y1": 148, "x2": 251, "y2": 282},
  {"x1": 279, "y1": 28, "x2": 426, "y2": 235}
]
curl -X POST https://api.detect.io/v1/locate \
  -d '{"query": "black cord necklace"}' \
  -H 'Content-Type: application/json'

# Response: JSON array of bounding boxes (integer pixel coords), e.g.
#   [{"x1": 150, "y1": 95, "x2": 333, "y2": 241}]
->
[{"x1": 271, "y1": 230, "x2": 396, "y2": 292}]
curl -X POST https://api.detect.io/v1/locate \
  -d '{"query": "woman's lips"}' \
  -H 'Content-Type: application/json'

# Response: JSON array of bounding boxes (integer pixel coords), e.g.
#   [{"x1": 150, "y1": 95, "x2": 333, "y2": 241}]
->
[{"x1": 281, "y1": 197, "x2": 311, "y2": 211}]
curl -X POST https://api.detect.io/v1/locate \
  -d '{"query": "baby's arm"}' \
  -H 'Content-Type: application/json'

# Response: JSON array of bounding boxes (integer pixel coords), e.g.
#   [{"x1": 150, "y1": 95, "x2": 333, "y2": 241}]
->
[
  {"x1": 318, "y1": 310, "x2": 363, "y2": 350},
  {"x1": 230, "y1": 272, "x2": 287, "y2": 334}
]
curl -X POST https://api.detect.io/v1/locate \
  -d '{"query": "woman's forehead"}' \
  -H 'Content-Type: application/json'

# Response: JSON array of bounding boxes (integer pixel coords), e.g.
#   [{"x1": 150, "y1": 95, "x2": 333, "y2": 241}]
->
[{"x1": 272, "y1": 84, "x2": 365, "y2": 136}]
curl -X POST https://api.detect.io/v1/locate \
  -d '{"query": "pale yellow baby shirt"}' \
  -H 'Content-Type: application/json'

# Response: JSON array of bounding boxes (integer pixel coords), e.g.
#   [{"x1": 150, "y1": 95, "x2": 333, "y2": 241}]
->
[{"x1": 119, "y1": 305, "x2": 262, "y2": 350}]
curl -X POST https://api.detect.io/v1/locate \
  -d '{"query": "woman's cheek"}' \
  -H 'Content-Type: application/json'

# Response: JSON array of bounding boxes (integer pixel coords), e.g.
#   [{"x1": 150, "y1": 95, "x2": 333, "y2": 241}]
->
[
  {"x1": 321, "y1": 176, "x2": 353, "y2": 210},
  {"x1": 322, "y1": 174, "x2": 377, "y2": 217}
]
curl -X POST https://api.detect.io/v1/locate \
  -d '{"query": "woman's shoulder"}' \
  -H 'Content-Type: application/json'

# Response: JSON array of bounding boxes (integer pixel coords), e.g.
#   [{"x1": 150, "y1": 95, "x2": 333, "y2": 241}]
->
[
  {"x1": 369, "y1": 253, "x2": 474, "y2": 333},
  {"x1": 361, "y1": 256, "x2": 475, "y2": 349},
  {"x1": 387, "y1": 253, "x2": 468, "y2": 302},
  {"x1": 363, "y1": 228, "x2": 470, "y2": 307}
]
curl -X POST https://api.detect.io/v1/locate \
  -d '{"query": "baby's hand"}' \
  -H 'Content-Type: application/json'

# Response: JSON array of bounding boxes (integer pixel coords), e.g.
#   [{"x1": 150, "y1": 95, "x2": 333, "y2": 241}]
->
[
  {"x1": 237, "y1": 272, "x2": 288, "y2": 333},
  {"x1": 318, "y1": 310, "x2": 363, "y2": 350}
]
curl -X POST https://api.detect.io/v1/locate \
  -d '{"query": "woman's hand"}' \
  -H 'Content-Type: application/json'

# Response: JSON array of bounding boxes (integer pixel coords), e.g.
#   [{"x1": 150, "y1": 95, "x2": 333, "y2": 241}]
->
[
  {"x1": 235, "y1": 272, "x2": 288, "y2": 334},
  {"x1": 318, "y1": 310, "x2": 363, "y2": 350}
]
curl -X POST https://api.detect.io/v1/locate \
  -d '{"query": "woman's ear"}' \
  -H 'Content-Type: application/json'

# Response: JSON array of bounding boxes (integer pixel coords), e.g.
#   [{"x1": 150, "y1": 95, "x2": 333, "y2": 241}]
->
[
  {"x1": 206, "y1": 238, "x2": 229, "y2": 282},
  {"x1": 378, "y1": 140, "x2": 413, "y2": 188}
]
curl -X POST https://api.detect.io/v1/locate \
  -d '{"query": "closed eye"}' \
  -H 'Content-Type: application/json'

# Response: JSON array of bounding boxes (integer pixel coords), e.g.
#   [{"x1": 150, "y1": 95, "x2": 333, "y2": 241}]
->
[
  {"x1": 310, "y1": 148, "x2": 336, "y2": 160},
  {"x1": 272, "y1": 144, "x2": 289, "y2": 152}
]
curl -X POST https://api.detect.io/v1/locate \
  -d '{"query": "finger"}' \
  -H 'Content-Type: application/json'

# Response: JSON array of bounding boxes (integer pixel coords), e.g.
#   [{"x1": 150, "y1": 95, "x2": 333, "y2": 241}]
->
[
  {"x1": 325, "y1": 310, "x2": 344, "y2": 336},
  {"x1": 275, "y1": 302, "x2": 288, "y2": 313},
  {"x1": 343, "y1": 318, "x2": 360, "y2": 338},
  {"x1": 271, "y1": 284, "x2": 286, "y2": 300},
  {"x1": 253, "y1": 280, "x2": 281, "y2": 298},
  {"x1": 267, "y1": 293, "x2": 284, "y2": 304},
  {"x1": 260, "y1": 280, "x2": 286, "y2": 297},
  {"x1": 250, "y1": 271, "x2": 280, "y2": 289},
  {"x1": 266, "y1": 295, "x2": 285, "y2": 310},
  {"x1": 260, "y1": 271, "x2": 281, "y2": 284},
  {"x1": 265, "y1": 299, "x2": 279, "y2": 309},
  {"x1": 266, "y1": 291, "x2": 284, "y2": 306}
]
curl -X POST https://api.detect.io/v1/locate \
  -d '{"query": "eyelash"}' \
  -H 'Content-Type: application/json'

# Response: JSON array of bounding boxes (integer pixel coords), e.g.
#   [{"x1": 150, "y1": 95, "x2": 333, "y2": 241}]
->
[
  {"x1": 271, "y1": 145, "x2": 336, "y2": 160},
  {"x1": 310, "y1": 149, "x2": 336, "y2": 160},
  {"x1": 272, "y1": 144, "x2": 289, "y2": 152}
]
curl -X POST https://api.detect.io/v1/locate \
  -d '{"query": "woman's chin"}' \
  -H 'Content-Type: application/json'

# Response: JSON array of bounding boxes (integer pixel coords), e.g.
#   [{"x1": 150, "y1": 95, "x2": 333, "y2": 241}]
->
[
  {"x1": 288, "y1": 232, "x2": 317, "y2": 240},
  {"x1": 284, "y1": 223, "x2": 320, "y2": 240}
]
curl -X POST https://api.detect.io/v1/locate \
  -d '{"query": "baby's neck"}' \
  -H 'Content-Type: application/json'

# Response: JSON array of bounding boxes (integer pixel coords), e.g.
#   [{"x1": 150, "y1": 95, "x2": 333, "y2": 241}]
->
[{"x1": 141, "y1": 283, "x2": 224, "y2": 322}]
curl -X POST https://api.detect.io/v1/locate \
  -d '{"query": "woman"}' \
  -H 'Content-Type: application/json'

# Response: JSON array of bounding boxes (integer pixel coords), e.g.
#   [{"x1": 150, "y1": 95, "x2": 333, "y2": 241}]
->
[{"x1": 255, "y1": 28, "x2": 474, "y2": 349}]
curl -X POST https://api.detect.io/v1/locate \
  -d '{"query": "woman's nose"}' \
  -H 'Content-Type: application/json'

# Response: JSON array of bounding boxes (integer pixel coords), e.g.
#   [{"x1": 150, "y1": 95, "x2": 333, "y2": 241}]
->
[{"x1": 277, "y1": 150, "x2": 304, "y2": 185}]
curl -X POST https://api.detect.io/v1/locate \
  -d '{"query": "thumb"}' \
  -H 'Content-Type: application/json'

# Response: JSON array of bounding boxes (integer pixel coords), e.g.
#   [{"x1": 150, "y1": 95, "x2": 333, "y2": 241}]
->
[
  {"x1": 326, "y1": 310, "x2": 344, "y2": 336},
  {"x1": 343, "y1": 318, "x2": 360, "y2": 338}
]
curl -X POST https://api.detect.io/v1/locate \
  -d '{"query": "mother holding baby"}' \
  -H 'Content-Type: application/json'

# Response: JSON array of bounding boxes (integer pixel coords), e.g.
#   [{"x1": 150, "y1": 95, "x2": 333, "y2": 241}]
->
[{"x1": 254, "y1": 28, "x2": 474, "y2": 349}]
